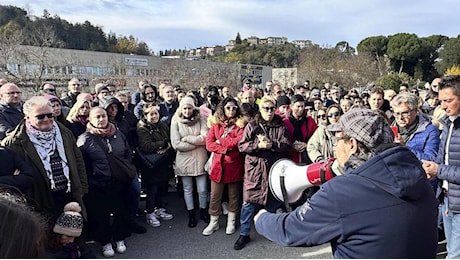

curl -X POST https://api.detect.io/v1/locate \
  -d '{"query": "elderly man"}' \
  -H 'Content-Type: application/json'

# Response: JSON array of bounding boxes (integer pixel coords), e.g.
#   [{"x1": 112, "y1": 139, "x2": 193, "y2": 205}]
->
[
  {"x1": 61, "y1": 78, "x2": 82, "y2": 108},
  {"x1": 0, "y1": 83, "x2": 24, "y2": 140},
  {"x1": 255, "y1": 108, "x2": 438, "y2": 258},
  {"x1": 2, "y1": 96, "x2": 88, "y2": 223},
  {"x1": 423, "y1": 75, "x2": 460, "y2": 258}
]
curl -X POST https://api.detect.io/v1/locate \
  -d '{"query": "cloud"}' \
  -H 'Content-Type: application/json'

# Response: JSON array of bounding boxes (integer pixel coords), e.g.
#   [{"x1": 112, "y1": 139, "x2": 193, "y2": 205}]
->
[{"x1": 3, "y1": 0, "x2": 460, "y2": 52}]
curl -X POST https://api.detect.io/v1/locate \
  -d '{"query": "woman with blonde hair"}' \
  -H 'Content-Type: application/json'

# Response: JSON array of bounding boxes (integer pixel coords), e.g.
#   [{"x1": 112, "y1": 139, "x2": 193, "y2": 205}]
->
[{"x1": 66, "y1": 99, "x2": 91, "y2": 138}]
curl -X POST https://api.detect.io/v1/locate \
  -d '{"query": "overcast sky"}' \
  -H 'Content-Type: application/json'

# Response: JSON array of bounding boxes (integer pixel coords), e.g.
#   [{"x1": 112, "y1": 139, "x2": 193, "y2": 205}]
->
[{"x1": 3, "y1": 0, "x2": 459, "y2": 54}]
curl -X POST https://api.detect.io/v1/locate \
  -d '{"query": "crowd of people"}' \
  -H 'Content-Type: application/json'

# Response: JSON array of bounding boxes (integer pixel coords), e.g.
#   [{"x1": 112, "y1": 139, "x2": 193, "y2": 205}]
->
[{"x1": 0, "y1": 74, "x2": 456, "y2": 258}]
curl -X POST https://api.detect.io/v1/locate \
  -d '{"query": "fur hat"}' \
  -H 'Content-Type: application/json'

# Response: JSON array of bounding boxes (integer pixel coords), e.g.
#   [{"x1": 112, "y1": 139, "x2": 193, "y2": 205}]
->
[{"x1": 53, "y1": 202, "x2": 83, "y2": 237}]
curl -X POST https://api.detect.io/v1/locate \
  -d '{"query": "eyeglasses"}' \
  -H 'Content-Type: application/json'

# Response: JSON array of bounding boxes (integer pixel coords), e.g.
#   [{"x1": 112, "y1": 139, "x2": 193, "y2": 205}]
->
[
  {"x1": 225, "y1": 105, "x2": 238, "y2": 111},
  {"x1": 305, "y1": 107, "x2": 314, "y2": 111},
  {"x1": 327, "y1": 112, "x2": 341, "y2": 118},
  {"x1": 35, "y1": 113, "x2": 54, "y2": 120},
  {"x1": 262, "y1": 106, "x2": 276, "y2": 112},
  {"x1": 44, "y1": 88, "x2": 56, "y2": 92},
  {"x1": 317, "y1": 114, "x2": 326, "y2": 119},
  {"x1": 72, "y1": 84, "x2": 80, "y2": 86},
  {"x1": 394, "y1": 109, "x2": 414, "y2": 118},
  {"x1": 3, "y1": 91, "x2": 21, "y2": 95}
]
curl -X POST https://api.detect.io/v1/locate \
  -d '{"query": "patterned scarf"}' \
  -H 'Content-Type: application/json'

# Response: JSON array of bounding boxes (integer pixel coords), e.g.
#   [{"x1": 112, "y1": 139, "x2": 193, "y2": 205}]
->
[
  {"x1": 26, "y1": 121, "x2": 71, "y2": 192},
  {"x1": 86, "y1": 122, "x2": 116, "y2": 138}
]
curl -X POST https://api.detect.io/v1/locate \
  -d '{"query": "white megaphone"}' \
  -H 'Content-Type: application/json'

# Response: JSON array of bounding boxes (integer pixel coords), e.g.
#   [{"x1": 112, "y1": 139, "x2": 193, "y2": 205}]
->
[{"x1": 269, "y1": 157, "x2": 337, "y2": 204}]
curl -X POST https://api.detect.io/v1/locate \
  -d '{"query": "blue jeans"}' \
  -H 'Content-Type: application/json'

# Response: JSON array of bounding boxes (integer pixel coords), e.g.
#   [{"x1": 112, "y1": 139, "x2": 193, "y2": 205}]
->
[
  {"x1": 182, "y1": 175, "x2": 209, "y2": 210},
  {"x1": 128, "y1": 173, "x2": 141, "y2": 217},
  {"x1": 442, "y1": 197, "x2": 460, "y2": 259},
  {"x1": 239, "y1": 201, "x2": 256, "y2": 236},
  {"x1": 239, "y1": 195, "x2": 282, "y2": 236}
]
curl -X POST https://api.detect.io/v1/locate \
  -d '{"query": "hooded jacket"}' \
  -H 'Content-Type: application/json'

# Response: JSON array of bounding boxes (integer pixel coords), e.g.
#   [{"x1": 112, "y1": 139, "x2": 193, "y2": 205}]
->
[
  {"x1": 99, "y1": 96, "x2": 138, "y2": 149},
  {"x1": 255, "y1": 145, "x2": 438, "y2": 258}
]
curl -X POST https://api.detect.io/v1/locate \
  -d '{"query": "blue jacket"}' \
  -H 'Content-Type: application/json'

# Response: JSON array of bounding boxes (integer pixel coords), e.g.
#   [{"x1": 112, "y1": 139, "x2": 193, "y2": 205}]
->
[
  {"x1": 436, "y1": 116, "x2": 460, "y2": 213},
  {"x1": 255, "y1": 145, "x2": 438, "y2": 258},
  {"x1": 406, "y1": 114, "x2": 440, "y2": 161},
  {"x1": 405, "y1": 114, "x2": 440, "y2": 192}
]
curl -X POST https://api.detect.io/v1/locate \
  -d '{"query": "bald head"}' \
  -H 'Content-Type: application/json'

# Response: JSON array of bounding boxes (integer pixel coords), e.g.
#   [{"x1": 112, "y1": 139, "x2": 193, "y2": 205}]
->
[{"x1": 0, "y1": 83, "x2": 22, "y2": 106}]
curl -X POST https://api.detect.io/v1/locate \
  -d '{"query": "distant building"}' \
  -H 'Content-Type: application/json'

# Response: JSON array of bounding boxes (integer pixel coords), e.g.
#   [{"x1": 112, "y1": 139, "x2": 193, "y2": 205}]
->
[{"x1": 292, "y1": 40, "x2": 315, "y2": 49}]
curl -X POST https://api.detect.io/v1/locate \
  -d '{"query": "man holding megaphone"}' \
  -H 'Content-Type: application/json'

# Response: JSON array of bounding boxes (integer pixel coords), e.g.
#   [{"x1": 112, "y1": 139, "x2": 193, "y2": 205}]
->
[{"x1": 254, "y1": 108, "x2": 438, "y2": 258}]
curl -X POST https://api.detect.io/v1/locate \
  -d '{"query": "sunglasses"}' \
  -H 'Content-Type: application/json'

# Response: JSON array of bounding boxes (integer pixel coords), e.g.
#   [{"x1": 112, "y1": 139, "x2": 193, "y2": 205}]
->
[
  {"x1": 327, "y1": 112, "x2": 341, "y2": 118},
  {"x1": 262, "y1": 106, "x2": 276, "y2": 112},
  {"x1": 225, "y1": 105, "x2": 238, "y2": 111},
  {"x1": 317, "y1": 114, "x2": 326, "y2": 119},
  {"x1": 35, "y1": 113, "x2": 54, "y2": 120}
]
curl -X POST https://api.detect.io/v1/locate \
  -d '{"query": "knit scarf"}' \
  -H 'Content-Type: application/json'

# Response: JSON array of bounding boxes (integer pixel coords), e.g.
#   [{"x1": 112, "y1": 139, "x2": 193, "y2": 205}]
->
[
  {"x1": 26, "y1": 121, "x2": 71, "y2": 192},
  {"x1": 73, "y1": 115, "x2": 89, "y2": 125},
  {"x1": 86, "y1": 122, "x2": 116, "y2": 138}
]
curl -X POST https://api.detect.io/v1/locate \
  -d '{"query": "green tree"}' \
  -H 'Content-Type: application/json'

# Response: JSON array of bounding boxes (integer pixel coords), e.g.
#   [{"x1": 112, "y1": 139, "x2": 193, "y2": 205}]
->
[
  {"x1": 235, "y1": 32, "x2": 242, "y2": 45},
  {"x1": 387, "y1": 33, "x2": 423, "y2": 75},
  {"x1": 418, "y1": 35, "x2": 448, "y2": 81},
  {"x1": 436, "y1": 36, "x2": 460, "y2": 75},
  {"x1": 357, "y1": 36, "x2": 389, "y2": 76}
]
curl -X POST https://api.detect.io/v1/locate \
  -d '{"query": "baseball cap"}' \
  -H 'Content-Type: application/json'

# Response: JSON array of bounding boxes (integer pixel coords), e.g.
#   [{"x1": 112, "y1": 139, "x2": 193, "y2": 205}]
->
[{"x1": 327, "y1": 108, "x2": 394, "y2": 148}]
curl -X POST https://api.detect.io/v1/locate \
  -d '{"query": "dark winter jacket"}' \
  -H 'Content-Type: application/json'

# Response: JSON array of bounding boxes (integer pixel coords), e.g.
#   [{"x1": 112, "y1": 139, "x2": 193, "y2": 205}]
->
[
  {"x1": 0, "y1": 146, "x2": 35, "y2": 193},
  {"x1": 238, "y1": 114, "x2": 291, "y2": 205},
  {"x1": 99, "y1": 96, "x2": 139, "y2": 149},
  {"x1": 159, "y1": 100, "x2": 179, "y2": 126},
  {"x1": 0, "y1": 102, "x2": 23, "y2": 140},
  {"x1": 1, "y1": 120, "x2": 88, "y2": 220},
  {"x1": 436, "y1": 116, "x2": 460, "y2": 213},
  {"x1": 255, "y1": 145, "x2": 438, "y2": 258},
  {"x1": 77, "y1": 128, "x2": 132, "y2": 188},
  {"x1": 136, "y1": 119, "x2": 174, "y2": 184}
]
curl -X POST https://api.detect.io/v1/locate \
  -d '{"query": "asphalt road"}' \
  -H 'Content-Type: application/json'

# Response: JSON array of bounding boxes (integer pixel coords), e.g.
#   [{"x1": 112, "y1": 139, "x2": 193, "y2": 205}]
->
[{"x1": 87, "y1": 190, "x2": 333, "y2": 259}]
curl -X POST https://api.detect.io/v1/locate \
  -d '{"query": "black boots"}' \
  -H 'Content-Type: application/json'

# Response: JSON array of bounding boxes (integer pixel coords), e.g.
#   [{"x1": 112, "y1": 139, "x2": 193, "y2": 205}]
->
[
  {"x1": 200, "y1": 208, "x2": 210, "y2": 223},
  {"x1": 188, "y1": 209, "x2": 197, "y2": 228},
  {"x1": 234, "y1": 235, "x2": 251, "y2": 250},
  {"x1": 188, "y1": 208, "x2": 209, "y2": 227}
]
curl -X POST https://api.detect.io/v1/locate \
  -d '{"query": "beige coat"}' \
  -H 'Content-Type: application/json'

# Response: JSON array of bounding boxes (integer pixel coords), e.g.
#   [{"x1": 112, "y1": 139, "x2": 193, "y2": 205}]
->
[{"x1": 170, "y1": 112, "x2": 209, "y2": 177}]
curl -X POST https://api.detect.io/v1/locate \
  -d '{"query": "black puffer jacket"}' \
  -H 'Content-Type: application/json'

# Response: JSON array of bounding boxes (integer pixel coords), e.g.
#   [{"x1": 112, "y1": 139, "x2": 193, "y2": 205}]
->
[{"x1": 77, "y1": 129, "x2": 131, "y2": 188}]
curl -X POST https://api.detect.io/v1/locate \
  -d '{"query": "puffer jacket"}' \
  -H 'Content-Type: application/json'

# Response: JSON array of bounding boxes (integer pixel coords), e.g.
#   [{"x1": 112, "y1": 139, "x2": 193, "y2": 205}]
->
[
  {"x1": 206, "y1": 116, "x2": 247, "y2": 184},
  {"x1": 77, "y1": 128, "x2": 131, "y2": 188},
  {"x1": 170, "y1": 110, "x2": 209, "y2": 177},
  {"x1": 404, "y1": 114, "x2": 440, "y2": 161},
  {"x1": 238, "y1": 114, "x2": 291, "y2": 205},
  {"x1": 436, "y1": 116, "x2": 460, "y2": 213}
]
